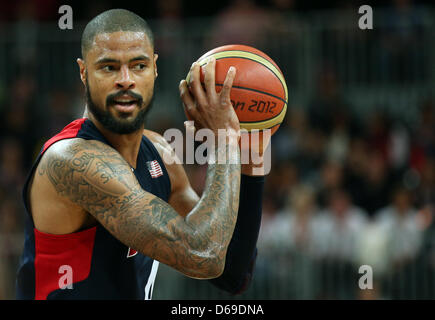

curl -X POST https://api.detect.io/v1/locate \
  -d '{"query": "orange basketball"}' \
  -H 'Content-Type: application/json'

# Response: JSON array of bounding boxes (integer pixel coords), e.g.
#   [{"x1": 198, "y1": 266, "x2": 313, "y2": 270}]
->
[{"x1": 185, "y1": 44, "x2": 288, "y2": 136}]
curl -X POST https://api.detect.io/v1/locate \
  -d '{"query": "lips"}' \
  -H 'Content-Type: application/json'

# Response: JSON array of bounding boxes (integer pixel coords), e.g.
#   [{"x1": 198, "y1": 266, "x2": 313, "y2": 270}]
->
[
  {"x1": 113, "y1": 101, "x2": 137, "y2": 113},
  {"x1": 106, "y1": 90, "x2": 144, "y2": 115},
  {"x1": 112, "y1": 95, "x2": 138, "y2": 113}
]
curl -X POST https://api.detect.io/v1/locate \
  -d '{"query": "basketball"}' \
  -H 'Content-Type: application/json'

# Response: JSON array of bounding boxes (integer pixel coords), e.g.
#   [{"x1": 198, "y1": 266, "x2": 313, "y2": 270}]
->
[{"x1": 186, "y1": 44, "x2": 288, "y2": 136}]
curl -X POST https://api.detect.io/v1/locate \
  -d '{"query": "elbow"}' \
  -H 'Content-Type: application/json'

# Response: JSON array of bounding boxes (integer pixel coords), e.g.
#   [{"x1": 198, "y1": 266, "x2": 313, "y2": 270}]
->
[
  {"x1": 205, "y1": 245, "x2": 227, "y2": 278},
  {"x1": 185, "y1": 248, "x2": 227, "y2": 280},
  {"x1": 183, "y1": 262, "x2": 224, "y2": 280},
  {"x1": 197, "y1": 255, "x2": 226, "y2": 280},
  {"x1": 204, "y1": 260, "x2": 225, "y2": 279}
]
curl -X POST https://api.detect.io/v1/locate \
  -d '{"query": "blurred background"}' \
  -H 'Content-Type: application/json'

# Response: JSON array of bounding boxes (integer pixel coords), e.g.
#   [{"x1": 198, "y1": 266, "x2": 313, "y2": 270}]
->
[{"x1": 0, "y1": 0, "x2": 434, "y2": 300}]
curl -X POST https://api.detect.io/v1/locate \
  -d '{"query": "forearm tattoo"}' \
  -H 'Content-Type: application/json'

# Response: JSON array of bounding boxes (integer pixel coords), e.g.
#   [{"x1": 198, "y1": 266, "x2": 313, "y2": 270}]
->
[{"x1": 37, "y1": 139, "x2": 241, "y2": 278}]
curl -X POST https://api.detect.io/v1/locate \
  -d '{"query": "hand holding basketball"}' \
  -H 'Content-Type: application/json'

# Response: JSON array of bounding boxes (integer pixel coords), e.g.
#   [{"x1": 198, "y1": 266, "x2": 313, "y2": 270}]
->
[
  {"x1": 179, "y1": 58, "x2": 240, "y2": 141},
  {"x1": 185, "y1": 44, "x2": 288, "y2": 136}
]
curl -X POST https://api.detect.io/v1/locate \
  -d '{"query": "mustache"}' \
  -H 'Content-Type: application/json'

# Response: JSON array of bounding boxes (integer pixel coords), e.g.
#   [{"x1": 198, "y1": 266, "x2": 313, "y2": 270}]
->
[{"x1": 106, "y1": 90, "x2": 143, "y2": 107}]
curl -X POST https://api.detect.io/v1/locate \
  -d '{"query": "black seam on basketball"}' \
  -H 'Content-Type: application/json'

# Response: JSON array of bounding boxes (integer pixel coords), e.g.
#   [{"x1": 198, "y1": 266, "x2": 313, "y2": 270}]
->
[
  {"x1": 214, "y1": 56, "x2": 286, "y2": 97},
  {"x1": 215, "y1": 83, "x2": 287, "y2": 124},
  {"x1": 215, "y1": 83, "x2": 287, "y2": 105},
  {"x1": 200, "y1": 55, "x2": 287, "y2": 98},
  {"x1": 236, "y1": 104, "x2": 286, "y2": 124},
  {"x1": 201, "y1": 49, "x2": 282, "y2": 75}
]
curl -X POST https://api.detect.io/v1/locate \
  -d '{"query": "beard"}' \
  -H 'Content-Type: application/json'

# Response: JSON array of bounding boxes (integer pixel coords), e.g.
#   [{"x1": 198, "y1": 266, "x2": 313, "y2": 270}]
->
[{"x1": 85, "y1": 79, "x2": 154, "y2": 134}]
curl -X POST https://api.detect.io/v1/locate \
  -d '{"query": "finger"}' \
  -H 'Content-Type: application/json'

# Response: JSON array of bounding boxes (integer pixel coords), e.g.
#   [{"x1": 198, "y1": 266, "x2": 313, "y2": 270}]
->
[
  {"x1": 180, "y1": 79, "x2": 206, "y2": 127},
  {"x1": 179, "y1": 79, "x2": 195, "y2": 109},
  {"x1": 219, "y1": 66, "x2": 236, "y2": 107},
  {"x1": 190, "y1": 62, "x2": 208, "y2": 109},
  {"x1": 184, "y1": 120, "x2": 197, "y2": 136},
  {"x1": 183, "y1": 101, "x2": 206, "y2": 128},
  {"x1": 184, "y1": 101, "x2": 206, "y2": 129},
  {"x1": 203, "y1": 57, "x2": 217, "y2": 100}
]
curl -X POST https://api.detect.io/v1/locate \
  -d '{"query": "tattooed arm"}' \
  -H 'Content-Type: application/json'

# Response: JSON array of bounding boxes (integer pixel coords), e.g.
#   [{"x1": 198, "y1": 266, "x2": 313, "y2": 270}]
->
[{"x1": 36, "y1": 137, "x2": 240, "y2": 279}]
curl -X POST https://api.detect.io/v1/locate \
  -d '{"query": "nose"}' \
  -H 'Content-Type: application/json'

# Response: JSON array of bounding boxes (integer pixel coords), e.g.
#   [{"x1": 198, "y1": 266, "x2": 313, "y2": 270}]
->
[{"x1": 115, "y1": 65, "x2": 135, "y2": 90}]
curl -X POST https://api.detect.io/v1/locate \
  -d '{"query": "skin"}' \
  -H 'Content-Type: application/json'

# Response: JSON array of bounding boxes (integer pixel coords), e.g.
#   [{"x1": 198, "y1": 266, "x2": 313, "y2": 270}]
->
[{"x1": 28, "y1": 30, "x2": 265, "y2": 279}]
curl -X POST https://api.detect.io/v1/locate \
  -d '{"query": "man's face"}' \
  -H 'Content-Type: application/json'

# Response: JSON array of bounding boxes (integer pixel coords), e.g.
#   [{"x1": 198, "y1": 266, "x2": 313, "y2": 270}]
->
[{"x1": 78, "y1": 31, "x2": 158, "y2": 134}]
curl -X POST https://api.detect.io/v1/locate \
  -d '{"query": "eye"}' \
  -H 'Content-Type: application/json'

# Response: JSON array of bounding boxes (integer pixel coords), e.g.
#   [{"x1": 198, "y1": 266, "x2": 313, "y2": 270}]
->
[
  {"x1": 133, "y1": 63, "x2": 146, "y2": 71},
  {"x1": 102, "y1": 65, "x2": 116, "y2": 72}
]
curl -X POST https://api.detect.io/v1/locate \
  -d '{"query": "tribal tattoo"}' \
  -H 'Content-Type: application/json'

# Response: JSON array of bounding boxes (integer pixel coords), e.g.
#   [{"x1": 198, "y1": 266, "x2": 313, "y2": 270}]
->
[{"x1": 37, "y1": 138, "x2": 241, "y2": 279}]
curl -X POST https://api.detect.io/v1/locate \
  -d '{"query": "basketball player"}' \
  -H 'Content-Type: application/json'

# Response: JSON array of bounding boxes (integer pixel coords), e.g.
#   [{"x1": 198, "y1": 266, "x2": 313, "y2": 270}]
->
[{"x1": 16, "y1": 9, "x2": 266, "y2": 300}]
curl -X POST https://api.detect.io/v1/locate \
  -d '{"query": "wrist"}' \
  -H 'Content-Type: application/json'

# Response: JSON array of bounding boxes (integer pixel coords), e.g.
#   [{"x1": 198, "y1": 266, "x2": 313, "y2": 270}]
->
[
  {"x1": 209, "y1": 142, "x2": 240, "y2": 165},
  {"x1": 239, "y1": 129, "x2": 271, "y2": 176},
  {"x1": 241, "y1": 162, "x2": 266, "y2": 176},
  {"x1": 213, "y1": 129, "x2": 240, "y2": 150}
]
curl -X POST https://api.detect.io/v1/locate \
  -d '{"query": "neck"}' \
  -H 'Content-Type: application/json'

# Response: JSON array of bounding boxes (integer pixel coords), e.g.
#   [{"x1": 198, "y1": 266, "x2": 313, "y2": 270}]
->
[{"x1": 86, "y1": 110, "x2": 143, "y2": 169}]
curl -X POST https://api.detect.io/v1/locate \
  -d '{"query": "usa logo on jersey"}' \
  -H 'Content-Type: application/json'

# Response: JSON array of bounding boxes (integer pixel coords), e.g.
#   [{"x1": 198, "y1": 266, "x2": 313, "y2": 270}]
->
[{"x1": 146, "y1": 160, "x2": 163, "y2": 178}]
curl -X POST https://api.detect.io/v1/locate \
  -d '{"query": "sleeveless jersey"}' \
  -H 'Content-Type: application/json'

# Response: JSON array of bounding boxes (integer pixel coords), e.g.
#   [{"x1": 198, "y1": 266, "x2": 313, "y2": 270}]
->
[{"x1": 16, "y1": 118, "x2": 171, "y2": 300}]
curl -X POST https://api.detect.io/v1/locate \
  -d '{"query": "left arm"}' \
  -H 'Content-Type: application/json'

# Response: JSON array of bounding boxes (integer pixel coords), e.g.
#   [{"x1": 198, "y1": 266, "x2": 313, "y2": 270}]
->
[
  {"x1": 209, "y1": 172, "x2": 264, "y2": 294},
  {"x1": 145, "y1": 130, "x2": 265, "y2": 294}
]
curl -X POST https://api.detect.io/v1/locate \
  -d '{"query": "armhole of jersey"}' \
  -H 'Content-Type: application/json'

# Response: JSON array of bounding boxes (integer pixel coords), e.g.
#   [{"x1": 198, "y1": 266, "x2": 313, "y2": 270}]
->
[
  {"x1": 22, "y1": 118, "x2": 87, "y2": 221},
  {"x1": 22, "y1": 154, "x2": 43, "y2": 221}
]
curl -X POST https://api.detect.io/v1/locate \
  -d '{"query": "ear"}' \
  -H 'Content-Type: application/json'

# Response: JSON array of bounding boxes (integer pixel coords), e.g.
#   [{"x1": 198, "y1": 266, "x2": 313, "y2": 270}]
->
[
  {"x1": 153, "y1": 53, "x2": 158, "y2": 79},
  {"x1": 77, "y1": 58, "x2": 86, "y2": 85}
]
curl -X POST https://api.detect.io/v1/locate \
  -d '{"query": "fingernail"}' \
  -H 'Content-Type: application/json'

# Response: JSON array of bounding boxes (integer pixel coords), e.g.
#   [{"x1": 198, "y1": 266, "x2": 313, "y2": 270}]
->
[{"x1": 229, "y1": 66, "x2": 235, "y2": 73}]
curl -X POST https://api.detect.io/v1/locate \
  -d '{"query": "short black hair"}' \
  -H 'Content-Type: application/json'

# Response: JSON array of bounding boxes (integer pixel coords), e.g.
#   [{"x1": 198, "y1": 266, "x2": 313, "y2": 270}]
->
[{"x1": 81, "y1": 9, "x2": 154, "y2": 59}]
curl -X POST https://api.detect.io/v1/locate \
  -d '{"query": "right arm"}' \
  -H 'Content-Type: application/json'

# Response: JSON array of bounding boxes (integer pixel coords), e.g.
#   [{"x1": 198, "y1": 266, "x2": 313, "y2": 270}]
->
[
  {"x1": 38, "y1": 137, "x2": 240, "y2": 279},
  {"x1": 37, "y1": 59, "x2": 241, "y2": 280}
]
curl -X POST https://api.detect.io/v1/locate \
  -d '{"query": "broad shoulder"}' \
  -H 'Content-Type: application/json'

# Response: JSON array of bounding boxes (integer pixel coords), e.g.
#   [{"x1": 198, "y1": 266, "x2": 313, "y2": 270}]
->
[
  {"x1": 35, "y1": 136, "x2": 139, "y2": 204},
  {"x1": 31, "y1": 138, "x2": 125, "y2": 234},
  {"x1": 43, "y1": 137, "x2": 119, "y2": 158},
  {"x1": 38, "y1": 137, "x2": 132, "y2": 180},
  {"x1": 38, "y1": 138, "x2": 125, "y2": 169}
]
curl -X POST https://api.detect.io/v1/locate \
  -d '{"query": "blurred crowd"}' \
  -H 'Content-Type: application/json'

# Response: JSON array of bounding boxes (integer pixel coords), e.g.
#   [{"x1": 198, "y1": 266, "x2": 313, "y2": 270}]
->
[
  {"x1": 257, "y1": 91, "x2": 435, "y2": 299},
  {"x1": 0, "y1": 0, "x2": 434, "y2": 300}
]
